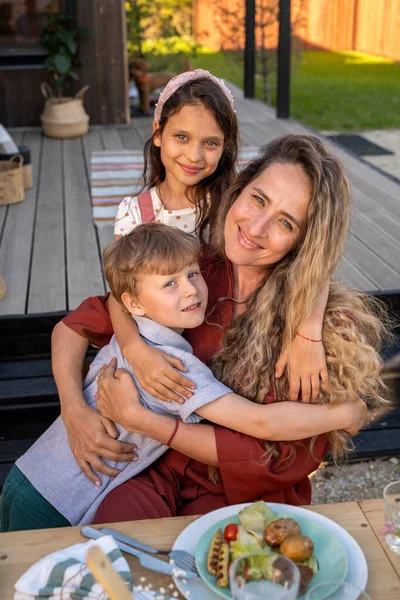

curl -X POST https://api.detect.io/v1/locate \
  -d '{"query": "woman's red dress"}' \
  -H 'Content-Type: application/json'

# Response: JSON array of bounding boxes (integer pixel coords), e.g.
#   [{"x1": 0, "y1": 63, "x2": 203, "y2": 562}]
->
[{"x1": 62, "y1": 254, "x2": 328, "y2": 523}]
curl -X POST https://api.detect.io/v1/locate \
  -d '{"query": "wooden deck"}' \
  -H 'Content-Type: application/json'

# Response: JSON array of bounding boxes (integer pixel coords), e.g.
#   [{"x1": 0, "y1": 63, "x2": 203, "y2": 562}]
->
[{"x1": 1, "y1": 82, "x2": 399, "y2": 316}]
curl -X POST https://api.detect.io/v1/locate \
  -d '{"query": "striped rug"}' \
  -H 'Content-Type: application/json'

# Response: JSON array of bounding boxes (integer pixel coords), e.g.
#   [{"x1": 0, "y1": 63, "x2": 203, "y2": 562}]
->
[{"x1": 91, "y1": 147, "x2": 260, "y2": 227}]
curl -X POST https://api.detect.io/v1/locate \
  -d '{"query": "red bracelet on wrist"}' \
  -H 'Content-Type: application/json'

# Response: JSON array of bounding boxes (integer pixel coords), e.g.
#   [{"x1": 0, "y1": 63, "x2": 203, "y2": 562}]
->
[
  {"x1": 166, "y1": 419, "x2": 180, "y2": 447},
  {"x1": 296, "y1": 331, "x2": 323, "y2": 343}
]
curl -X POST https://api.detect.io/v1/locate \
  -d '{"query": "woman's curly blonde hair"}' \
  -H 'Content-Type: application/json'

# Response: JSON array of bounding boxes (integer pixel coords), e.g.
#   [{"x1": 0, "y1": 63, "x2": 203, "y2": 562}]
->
[{"x1": 210, "y1": 134, "x2": 390, "y2": 464}]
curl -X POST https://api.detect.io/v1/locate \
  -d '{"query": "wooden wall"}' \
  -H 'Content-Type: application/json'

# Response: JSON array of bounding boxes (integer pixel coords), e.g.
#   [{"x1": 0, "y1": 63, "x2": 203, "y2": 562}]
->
[
  {"x1": 305, "y1": 0, "x2": 400, "y2": 61},
  {"x1": 75, "y1": 0, "x2": 129, "y2": 125},
  {"x1": 194, "y1": 0, "x2": 400, "y2": 61},
  {"x1": 0, "y1": 0, "x2": 129, "y2": 127}
]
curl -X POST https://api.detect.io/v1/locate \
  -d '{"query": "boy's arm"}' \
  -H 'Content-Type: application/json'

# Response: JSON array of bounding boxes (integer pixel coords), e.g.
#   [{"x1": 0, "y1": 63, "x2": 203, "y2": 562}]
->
[
  {"x1": 276, "y1": 284, "x2": 329, "y2": 402},
  {"x1": 109, "y1": 293, "x2": 195, "y2": 402},
  {"x1": 195, "y1": 393, "x2": 366, "y2": 440}
]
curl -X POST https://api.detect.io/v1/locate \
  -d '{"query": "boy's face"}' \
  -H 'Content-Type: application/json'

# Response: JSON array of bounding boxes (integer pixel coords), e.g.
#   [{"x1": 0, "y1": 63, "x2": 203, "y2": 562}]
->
[{"x1": 122, "y1": 263, "x2": 208, "y2": 334}]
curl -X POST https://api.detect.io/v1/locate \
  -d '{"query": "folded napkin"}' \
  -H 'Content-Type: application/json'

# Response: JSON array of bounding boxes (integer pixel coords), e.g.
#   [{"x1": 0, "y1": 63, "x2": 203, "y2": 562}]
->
[{"x1": 14, "y1": 535, "x2": 133, "y2": 599}]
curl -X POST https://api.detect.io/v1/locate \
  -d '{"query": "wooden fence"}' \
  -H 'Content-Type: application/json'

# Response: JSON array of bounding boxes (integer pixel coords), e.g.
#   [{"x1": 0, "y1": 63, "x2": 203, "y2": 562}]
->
[
  {"x1": 194, "y1": 0, "x2": 400, "y2": 61},
  {"x1": 306, "y1": 0, "x2": 400, "y2": 61}
]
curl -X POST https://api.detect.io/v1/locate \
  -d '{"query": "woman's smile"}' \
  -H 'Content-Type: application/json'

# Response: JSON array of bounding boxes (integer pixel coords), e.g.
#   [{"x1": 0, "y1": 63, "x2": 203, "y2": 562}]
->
[{"x1": 237, "y1": 226, "x2": 263, "y2": 250}]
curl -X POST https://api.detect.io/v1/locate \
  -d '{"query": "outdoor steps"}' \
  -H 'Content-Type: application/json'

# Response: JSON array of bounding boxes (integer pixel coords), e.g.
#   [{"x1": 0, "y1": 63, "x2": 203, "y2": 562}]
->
[{"x1": 0, "y1": 297, "x2": 399, "y2": 486}]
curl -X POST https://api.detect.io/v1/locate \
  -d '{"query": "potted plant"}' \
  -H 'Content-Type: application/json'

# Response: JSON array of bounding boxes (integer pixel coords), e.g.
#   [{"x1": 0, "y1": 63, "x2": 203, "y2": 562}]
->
[{"x1": 39, "y1": 2, "x2": 91, "y2": 138}]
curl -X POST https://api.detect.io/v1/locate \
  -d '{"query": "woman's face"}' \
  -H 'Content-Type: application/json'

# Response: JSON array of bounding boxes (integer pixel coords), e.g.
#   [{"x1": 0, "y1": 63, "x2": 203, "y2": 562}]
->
[{"x1": 224, "y1": 161, "x2": 312, "y2": 269}]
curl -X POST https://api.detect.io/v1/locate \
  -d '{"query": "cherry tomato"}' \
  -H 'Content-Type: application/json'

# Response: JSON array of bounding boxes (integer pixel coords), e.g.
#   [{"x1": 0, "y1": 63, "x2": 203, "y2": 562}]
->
[{"x1": 224, "y1": 523, "x2": 238, "y2": 542}]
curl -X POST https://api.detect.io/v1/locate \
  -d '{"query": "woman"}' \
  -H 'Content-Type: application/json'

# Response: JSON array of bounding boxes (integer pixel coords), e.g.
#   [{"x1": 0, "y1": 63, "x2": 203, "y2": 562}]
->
[{"x1": 54, "y1": 134, "x2": 386, "y2": 522}]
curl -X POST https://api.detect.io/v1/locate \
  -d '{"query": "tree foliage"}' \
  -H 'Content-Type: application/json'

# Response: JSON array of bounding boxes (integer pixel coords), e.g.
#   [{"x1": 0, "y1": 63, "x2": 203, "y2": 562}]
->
[{"x1": 125, "y1": 0, "x2": 195, "y2": 57}]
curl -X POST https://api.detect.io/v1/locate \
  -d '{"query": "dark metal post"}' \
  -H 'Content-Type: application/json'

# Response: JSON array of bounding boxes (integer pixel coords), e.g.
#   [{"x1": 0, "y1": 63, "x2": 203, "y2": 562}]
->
[
  {"x1": 244, "y1": 0, "x2": 256, "y2": 98},
  {"x1": 277, "y1": 0, "x2": 291, "y2": 118}
]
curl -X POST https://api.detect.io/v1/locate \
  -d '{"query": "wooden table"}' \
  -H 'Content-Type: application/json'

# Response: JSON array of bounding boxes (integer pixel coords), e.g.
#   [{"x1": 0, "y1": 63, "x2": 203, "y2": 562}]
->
[{"x1": 1, "y1": 499, "x2": 399, "y2": 599}]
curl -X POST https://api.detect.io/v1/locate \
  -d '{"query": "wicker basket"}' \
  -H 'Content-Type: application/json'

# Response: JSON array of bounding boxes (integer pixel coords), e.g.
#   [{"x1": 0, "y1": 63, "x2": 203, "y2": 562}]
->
[
  {"x1": 40, "y1": 84, "x2": 90, "y2": 139},
  {"x1": 0, "y1": 145, "x2": 32, "y2": 189},
  {"x1": 0, "y1": 154, "x2": 25, "y2": 206},
  {"x1": 0, "y1": 273, "x2": 5, "y2": 301}
]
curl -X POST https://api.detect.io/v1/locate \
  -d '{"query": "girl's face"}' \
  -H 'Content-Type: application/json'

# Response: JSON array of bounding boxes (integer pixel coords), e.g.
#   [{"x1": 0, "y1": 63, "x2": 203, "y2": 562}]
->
[
  {"x1": 224, "y1": 162, "x2": 312, "y2": 269},
  {"x1": 153, "y1": 104, "x2": 225, "y2": 188}
]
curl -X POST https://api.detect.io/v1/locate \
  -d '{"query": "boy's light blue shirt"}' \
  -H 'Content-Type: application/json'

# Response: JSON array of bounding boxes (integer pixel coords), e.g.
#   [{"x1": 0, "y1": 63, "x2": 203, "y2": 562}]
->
[{"x1": 16, "y1": 316, "x2": 231, "y2": 525}]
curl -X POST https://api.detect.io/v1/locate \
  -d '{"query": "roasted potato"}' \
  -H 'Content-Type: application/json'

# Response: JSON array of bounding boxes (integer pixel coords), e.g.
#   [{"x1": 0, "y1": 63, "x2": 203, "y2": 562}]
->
[
  {"x1": 263, "y1": 517, "x2": 301, "y2": 547},
  {"x1": 207, "y1": 529, "x2": 223, "y2": 576},
  {"x1": 280, "y1": 534, "x2": 314, "y2": 562},
  {"x1": 216, "y1": 541, "x2": 230, "y2": 587}
]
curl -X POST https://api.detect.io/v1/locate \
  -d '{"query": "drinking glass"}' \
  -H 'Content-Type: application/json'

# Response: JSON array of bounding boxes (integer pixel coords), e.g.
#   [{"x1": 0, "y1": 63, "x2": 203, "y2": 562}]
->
[
  {"x1": 305, "y1": 581, "x2": 371, "y2": 599},
  {"x1": 229, "y1": 553, "x2": 300, "y2": 600},
  {"x1": 383, "y1": 480, "x2": 400, "y2": 555}
]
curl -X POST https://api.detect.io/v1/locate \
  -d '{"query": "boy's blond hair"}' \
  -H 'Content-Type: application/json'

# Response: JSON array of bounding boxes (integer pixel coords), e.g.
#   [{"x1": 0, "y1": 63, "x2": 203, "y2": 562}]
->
[{"x1": 103, "y1": 223, "x2": 201, "y2": 303}]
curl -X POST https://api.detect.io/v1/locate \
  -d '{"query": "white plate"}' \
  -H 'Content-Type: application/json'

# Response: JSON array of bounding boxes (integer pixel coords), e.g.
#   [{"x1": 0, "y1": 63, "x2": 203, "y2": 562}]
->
[{"x1": 172, "y1": 503, "x2": 368, "y2": 600}]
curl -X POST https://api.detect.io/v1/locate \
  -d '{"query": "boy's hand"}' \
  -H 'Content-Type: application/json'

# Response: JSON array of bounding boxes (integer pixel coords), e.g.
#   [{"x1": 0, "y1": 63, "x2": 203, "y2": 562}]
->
[
  {"x1": 275, "y1": 336, "x2": 328, "y2": 402},
  {"x1": 125, "y1": 342, "x2": 195, "y2": 404},
  {"x1": 62, "y1": 401, "x2": 137, "y2": 485},
  {"x1": 342, "y1": 401, "x2": 369, "y2": 436}
]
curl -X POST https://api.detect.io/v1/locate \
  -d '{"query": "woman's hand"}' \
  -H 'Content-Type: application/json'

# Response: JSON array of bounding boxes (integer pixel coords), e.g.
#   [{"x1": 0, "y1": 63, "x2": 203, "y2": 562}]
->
[
  {"x1": 62, "y1": 400, "x2": 137, "y2": 486},
  {"x1": 124, "y1": 341, "x2": 195, "y2": 404},
  {"x1": 96, "y1": 358, "x2": 146, "y2": 429},
  {"x1": 275, "y1": 336, "x2": 328, "y2": 402}
]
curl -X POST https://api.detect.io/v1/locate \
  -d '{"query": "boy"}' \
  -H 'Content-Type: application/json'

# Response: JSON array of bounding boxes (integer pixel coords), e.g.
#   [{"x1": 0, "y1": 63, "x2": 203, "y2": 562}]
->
[{"x1": 0, "y1": 225, "x2": 363, "y2": 531}]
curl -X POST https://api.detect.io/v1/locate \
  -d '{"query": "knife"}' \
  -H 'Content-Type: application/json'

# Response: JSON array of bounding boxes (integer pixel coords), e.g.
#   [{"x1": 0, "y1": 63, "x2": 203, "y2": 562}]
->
[
  {"x1": 81, "y1": 526, "x2": 197, "y2": 579},
  {"x1": 99, "y1": 526, "x2": 160, "y2": 554}
]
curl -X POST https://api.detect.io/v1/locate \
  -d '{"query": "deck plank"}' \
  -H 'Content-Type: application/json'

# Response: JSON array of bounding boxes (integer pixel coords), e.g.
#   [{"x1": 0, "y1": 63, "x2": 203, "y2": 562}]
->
[
  {"x1": 0, "y1": 132, "x2": 42, "y2": 315},
  {"x1": 118, "y1": 125, "x2": 143, "y2": 150},
  {"x1": 99, "y1": 127, "x2": 124, "y2": 150},
  {"x1": 352, "y1": 212, "x2": 400, "y2": 273},
  {"x1": 355, "y1": 191, "x2": 400, "y2": 244},
  {"x1": 131, "y1": 118, "x2": 152, "y2": 143},
  {"x1": 27, "y1": 137, "x2": 66, "y2": 313},
  {"x1": 345, "y1": 234, "x2": 399, "y2": 290},
  {"x1": 63, "y1": 138, "x2": 105, "y2": 309},
  {"x1": 82, "y1": 128, "x2": 104, "y2": 168},
  {"x1": 336, "y1": 256, "x2": 377, "y2": 290}
]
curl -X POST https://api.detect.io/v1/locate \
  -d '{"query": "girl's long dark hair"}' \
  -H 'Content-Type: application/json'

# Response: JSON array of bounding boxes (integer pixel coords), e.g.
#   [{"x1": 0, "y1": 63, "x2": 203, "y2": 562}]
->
[{"x1": 140, "y1": 77, "x2": 239, "y2": 243}]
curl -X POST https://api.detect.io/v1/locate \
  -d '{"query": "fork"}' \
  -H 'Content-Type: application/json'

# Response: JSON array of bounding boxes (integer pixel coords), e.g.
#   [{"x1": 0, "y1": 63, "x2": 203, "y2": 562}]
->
[
  {"x1": 99, "y1": 527, "x2": 197, "y2": 574},
  {"x1": 168, "y1": 550, "x2": 197, "y2": 574}
]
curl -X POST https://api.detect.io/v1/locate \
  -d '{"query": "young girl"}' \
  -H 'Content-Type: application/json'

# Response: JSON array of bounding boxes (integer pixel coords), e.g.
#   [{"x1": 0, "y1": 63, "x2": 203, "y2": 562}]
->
[{"x1": 114, "y1": 69, "x2": 238, "y2": 241}]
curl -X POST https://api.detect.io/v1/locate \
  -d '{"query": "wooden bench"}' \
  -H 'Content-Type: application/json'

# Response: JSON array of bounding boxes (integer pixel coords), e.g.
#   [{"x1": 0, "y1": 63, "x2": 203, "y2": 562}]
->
[{"x1": 0, "y1": 292, "x2": 399, "y2": 486}]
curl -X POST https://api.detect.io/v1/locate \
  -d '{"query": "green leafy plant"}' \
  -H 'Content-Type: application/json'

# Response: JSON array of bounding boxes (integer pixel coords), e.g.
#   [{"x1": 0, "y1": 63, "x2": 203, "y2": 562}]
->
[{"x1": 40, "y1": 2, "x2": 91, "y2": 97}]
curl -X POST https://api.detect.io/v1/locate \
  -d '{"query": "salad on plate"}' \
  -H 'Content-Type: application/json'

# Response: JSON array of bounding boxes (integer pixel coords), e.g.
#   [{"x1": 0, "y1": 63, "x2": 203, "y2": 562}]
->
[{"x1": 205, "y1": 501, "x2": 318, "y2": 596}]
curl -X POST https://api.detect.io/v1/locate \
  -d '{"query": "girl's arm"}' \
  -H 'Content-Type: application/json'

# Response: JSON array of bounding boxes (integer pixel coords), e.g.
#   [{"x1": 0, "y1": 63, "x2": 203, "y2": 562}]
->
[
  {"x1": 109, "y1": 293, "x2": 195, "y2": 403},
  {"x1": 276, "y1": 284, "x2": 329, "y2": 402}
]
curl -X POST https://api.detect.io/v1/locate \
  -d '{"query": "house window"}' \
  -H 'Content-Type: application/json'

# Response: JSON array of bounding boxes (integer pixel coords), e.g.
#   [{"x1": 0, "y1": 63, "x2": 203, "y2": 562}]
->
[{"x1": 0, "y1": 1, "x2": 74, "y2": 66}]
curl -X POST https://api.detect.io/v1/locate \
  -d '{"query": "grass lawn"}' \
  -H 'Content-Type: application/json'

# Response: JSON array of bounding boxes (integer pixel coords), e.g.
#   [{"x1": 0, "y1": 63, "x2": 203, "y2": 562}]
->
[{"x1": 148, "y1": 49, "x2": 400, "y2": 131}]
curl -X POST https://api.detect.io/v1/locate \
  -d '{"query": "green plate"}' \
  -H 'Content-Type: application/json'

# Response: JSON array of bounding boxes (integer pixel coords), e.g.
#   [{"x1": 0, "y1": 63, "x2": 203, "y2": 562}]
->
[{"x1": 195, "y1": 509, "x2": 348, "y2": 600}]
